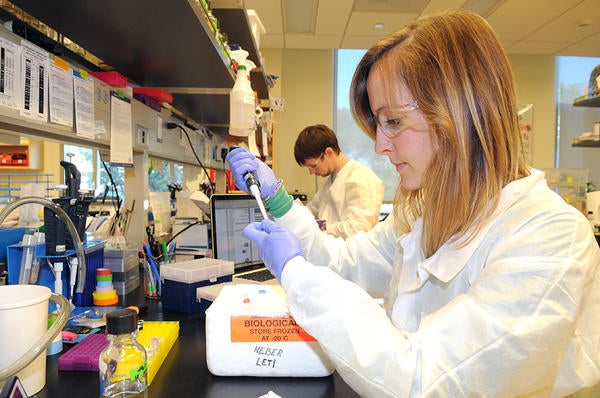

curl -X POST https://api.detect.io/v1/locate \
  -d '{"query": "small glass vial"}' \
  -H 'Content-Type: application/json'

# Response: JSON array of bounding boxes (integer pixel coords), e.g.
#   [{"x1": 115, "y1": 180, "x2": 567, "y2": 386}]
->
[{"x1": 99, "y1": 309, "x2": 148, "y2": 397}]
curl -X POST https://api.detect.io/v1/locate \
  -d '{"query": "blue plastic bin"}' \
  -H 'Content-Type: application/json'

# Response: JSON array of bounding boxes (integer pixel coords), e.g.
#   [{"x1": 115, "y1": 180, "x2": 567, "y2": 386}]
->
[
  {"x1": 7, "y1": 241, "x2": 105, "y2": 308},
  {"x1": 0, "y1": 226, "x2": 26, "y2": 264}
]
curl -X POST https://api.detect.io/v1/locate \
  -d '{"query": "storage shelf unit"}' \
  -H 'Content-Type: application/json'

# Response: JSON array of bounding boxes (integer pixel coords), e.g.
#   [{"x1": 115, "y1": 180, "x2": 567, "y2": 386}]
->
[
  {"x1": 0, "y1": 145, "x2": 29, "y2": 167},
  {"x1": 5, "y1": 0, "x2": 269, "y2": 137},
  {"x1": 572, "y1": 95, "x2": 600, "y2": 147},
  {"x1": 0, "y1": 173, "x2": 54, "y2": 204},
  {"x1": 572, "y1": 139, "x2": 600, "y2": 148},
  {"x1": 573, "y1": 95, "x2": 600, "y2": 108}
]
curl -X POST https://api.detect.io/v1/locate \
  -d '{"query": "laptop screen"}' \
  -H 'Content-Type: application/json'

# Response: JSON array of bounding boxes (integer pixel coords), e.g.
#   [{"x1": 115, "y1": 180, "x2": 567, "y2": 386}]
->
[{"x1": 209, "y1": 193, "x2": 271, "y2": 271}]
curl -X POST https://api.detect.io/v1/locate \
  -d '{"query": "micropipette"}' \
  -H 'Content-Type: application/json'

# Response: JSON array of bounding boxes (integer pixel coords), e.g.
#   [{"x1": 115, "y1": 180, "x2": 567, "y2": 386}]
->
[{"x1": 244, "y1": 172, "x2": 269, "y2": 220}]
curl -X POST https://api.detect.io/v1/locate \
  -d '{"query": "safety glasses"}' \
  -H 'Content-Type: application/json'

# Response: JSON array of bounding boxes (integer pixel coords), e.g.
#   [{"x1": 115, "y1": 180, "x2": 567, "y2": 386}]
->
[
  {"x1": 304, "y1": 153, "x2": 325, "y2": 170},
  {"x1": 372, "y1": 101, "x2": 420, "y2": 139}
]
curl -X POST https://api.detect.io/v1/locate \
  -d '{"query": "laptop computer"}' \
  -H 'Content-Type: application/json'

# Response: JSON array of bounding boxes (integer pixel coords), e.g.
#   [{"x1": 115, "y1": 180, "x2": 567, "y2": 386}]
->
[{"x1": 209, "y1": 193, "x2": 276, "y2": 284}]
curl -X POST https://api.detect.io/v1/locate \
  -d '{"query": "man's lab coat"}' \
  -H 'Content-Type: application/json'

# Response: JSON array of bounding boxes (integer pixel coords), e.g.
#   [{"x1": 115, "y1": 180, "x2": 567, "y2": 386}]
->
[
  {"x1": 306, "y1": 159, "x2": 384, "y2": 238},
  {"x1": 276, "y1": 169, "x2": 600, "y2": 397}
]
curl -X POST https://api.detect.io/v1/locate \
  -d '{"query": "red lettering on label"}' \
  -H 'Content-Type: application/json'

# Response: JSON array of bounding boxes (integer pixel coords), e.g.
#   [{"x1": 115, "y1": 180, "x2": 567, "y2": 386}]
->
[{"x1": 230, "y1": 316, "x2": 316, "y2": 342}]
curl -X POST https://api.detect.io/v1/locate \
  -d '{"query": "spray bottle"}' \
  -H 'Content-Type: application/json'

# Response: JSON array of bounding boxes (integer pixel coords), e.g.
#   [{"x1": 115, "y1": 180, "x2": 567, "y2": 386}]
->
[{"x1": 229, "y1": 48, "x2": 257, "y2": 137}]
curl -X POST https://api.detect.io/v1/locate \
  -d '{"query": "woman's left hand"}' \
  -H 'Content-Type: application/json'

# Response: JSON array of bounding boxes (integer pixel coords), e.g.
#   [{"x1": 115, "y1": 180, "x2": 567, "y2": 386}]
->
[{"x1": 242, "y1": 220, "x2": 304, "y2": 280}]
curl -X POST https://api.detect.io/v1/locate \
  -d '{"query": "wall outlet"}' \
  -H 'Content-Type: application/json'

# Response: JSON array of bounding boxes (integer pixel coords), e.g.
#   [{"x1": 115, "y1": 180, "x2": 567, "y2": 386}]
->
[
  {"x1": 135, "y1": 124, "x2": 148, "y2": 146},
  {"x1": 213, "y1": 144, "x2": 228, "y2": 162}
]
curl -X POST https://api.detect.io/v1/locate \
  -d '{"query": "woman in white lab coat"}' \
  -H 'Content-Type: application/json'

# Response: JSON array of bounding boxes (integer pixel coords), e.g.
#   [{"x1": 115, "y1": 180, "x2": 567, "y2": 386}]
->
[{"x1": 226, "y1": 10, "x2": 600, "y2": 397}]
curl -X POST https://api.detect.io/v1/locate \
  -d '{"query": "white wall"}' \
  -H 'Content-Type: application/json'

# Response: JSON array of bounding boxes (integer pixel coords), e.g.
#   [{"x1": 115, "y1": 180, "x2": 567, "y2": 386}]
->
[
  {"x1": 263, "y1": 49, "x2": 333, "y2": 200},
  {"x1": 508, "y1": 54, "x2": 557, "y2": 170}
]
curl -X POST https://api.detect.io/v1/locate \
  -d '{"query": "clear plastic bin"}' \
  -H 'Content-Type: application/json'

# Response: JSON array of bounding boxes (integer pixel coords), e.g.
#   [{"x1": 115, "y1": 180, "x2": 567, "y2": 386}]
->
[
  {"x1": 543, "y1": 168, "x2": 589, "y2": 212},
  {"x1": 543, "y1": 168, "x2": 589, "y2": 185}
]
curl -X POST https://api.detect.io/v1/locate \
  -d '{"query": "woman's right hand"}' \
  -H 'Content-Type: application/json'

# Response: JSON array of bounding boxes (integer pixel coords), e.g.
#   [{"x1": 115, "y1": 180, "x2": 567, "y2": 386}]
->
[{"x1": 226, "y1": 147, "x2": 281, "y2": 199}]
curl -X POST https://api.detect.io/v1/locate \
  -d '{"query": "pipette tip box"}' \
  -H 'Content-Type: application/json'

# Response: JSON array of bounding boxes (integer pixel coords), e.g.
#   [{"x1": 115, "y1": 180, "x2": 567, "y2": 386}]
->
[{"x1": 160, "y1": 258, "x2": 233, "y2": 314}]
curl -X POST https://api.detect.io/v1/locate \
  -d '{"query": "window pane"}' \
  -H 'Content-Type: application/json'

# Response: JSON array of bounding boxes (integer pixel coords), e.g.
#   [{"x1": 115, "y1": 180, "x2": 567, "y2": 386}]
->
[
  {"x1": 63, "y1": 144, "x2": 125, "y2": 199},
  {"x1": 149, "y1": 159, "x2": 170, "y2": 192},
  {"x1": 149, "y1": 162, "x2": 168, "y2": 192},
  {"x1": 556, "y1": 56, "x2": 600, "y2": 186},
  {"x1": 63, "y1": 145, "x2": 94, "y2": 191},
  {"x1": 148, "y1": 159, "x2": 184, "y2": 192},
  {"x1": 98, "y1": 158, "x2": 125, "y2": 200},
  {"x1": 335, "y1": 49, "x2": 398, "y2": 202},
  {"x1": 173, "y1": 163, "x2": 183, "y2": 184}
]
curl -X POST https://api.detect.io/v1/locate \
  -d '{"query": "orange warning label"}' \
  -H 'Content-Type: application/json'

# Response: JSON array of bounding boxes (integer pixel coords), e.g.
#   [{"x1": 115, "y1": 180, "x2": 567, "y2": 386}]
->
[{"x1": 230, "y1": 316, "x2": 317, "y2": 343}]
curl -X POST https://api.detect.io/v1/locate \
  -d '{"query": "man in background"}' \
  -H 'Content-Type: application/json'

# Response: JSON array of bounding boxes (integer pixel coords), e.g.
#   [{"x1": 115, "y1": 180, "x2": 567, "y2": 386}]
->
[{"x1": 294, "y1": 124, "x2": 384, "y2": 238}]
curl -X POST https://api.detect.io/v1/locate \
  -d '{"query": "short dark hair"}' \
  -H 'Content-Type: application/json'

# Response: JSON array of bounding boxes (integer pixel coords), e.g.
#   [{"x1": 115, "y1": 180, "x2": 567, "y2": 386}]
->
[{"x1": 294, "y1": 124, "x2": 341, "y2": 165}]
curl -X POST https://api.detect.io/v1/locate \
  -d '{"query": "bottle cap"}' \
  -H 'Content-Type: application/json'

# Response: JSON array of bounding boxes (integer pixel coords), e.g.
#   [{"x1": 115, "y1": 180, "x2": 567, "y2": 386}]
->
[{"x1": 106, "y1": 308, "x2": 138, "y2": 335}]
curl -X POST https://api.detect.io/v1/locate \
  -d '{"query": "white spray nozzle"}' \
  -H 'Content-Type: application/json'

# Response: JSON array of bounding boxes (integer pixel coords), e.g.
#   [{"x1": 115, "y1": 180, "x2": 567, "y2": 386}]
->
[{"x1": 230, "y1": 48, "x2": 249, "y2": 64}]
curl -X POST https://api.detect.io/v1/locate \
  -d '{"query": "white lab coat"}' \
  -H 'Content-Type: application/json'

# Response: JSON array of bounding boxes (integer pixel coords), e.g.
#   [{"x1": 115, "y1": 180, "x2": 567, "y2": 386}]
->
[
  {"x1": 306, "y1": 159, "x2": 384, "y2": 238},
  {"x1": 276, "y1": 169, "x2": 600, "y2": 397}
]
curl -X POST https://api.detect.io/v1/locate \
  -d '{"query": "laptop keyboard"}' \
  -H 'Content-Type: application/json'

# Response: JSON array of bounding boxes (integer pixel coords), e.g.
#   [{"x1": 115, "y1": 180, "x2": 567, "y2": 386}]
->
[{"x1": 237, "y1": 268, "x2": 275, "y2": 282}]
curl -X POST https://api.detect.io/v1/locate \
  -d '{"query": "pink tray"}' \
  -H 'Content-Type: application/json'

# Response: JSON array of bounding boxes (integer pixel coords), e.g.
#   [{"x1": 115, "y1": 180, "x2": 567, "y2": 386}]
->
[{"x1": 58, "y1": 333, "x2": 108, "y2": 371}]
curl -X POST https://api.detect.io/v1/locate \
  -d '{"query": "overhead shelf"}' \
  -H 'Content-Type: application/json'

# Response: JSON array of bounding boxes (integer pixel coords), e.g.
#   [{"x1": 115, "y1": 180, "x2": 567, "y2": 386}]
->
[
  {"x1": 572, "y1": 139, "x2": 600, "y2": 147},
  {"x1": 213, "y1": 5, "x2": 268, "y2": 100},
  {"x1": 573, "y1": 95, "x2": 600, "y2": 107},
  {"x1": 571, "y1": 95, "x2": 600, "y2": 147},
  {"x1": 6, "y1": 0, "x2": 269, "y2": 136}
]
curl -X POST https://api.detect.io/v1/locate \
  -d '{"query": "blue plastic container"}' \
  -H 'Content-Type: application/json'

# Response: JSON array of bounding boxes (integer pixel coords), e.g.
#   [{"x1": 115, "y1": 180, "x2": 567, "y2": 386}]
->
[
  {"x1": 7, "y1": 241, "x2": 105, "y2": 308},
  {"x1": 162, "y1": 275, "x2": 232, "y2": 314},
  {"x1": 0, "y1": 226, "x2": 26, "y2": 264}
]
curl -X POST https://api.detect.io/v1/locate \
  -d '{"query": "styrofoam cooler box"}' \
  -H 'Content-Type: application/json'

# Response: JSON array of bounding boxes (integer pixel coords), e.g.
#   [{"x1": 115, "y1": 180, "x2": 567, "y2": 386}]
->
[
  {"x1": 160, "y1": 258, "x2": 233, "y2": 314},
  {"x1": 206, "y1": 284, "x2": 334, "y2": 377}
]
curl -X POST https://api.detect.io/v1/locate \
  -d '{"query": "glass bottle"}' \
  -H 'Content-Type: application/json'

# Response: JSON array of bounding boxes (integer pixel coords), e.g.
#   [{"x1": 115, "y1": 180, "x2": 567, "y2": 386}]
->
[{"x1": 99, "y1": 309, "x2": 148, "y2": 397}]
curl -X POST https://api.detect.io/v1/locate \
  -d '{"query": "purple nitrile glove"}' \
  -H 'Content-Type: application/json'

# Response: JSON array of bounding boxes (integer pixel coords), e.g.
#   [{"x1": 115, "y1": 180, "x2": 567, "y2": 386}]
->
[
  {"x1": 226, "y1": 147, "x2": 281, "y2": 199},
  {"x1": 242, "y1": 220, "x2": 304, "y2": 281}
]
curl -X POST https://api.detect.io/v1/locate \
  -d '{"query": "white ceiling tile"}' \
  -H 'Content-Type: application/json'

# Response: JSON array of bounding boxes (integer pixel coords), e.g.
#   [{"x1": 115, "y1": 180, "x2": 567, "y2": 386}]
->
[
  {"x1": 579, "y1": 31, "x2": 600, "y2": 45},
  {"x1": 505, "y1": 40, "x2": 569, "y2": 55},
  {"x1": 346, "y1": 12, "x2": 419, "y2": 36},
  {"x1": 486, "y1": 0, "x2": 583, "y2": 40},
  {"x1": 285, "y1": 33, "x2": 343, "y2": 49},
  {"x1": 420, "y1": 0, "x2": 468, "y2": 17},
  {"x1": 526, "y1": 1, "x2": 600, "y2": 42},
  {"x1": 249, "y1": 0, "x2": 600, "y2": 56},
  {"x1": 461, "y1": 0, "x2": 504, "y2": 17},
  {"x1": 340, "y1": 35, "x2": 387, "y2": 49},
  {"x1": 245, "y1": 0, "x2": 284, "y2": 34},
  {"x1": 284, "y1": 0, "x2": 316, "y2": 33},
  {"x1": 558, "y1": 42, "x2": 600, "y2": 57},
  {"x1": 353, "y1": 0, "x2": 429, "y2": 13},
  {"x1": 315, "y1": 0, "x2": 354, "y2": 35},
  {"x1": 499, "y1": 39, "x2": 519, "y2": 49}
]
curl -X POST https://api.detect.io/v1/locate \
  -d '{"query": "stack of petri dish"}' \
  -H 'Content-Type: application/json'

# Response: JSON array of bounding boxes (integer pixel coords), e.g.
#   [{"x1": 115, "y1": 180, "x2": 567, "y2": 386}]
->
[{"x1": 92, "y1": 268, "x2": 118, "y2": 306}]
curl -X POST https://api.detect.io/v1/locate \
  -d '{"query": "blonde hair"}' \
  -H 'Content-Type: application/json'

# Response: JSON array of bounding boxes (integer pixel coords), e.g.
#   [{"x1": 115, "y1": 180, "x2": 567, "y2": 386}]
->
[{"x1": 350, "y1": 11, "x2": 529, "y2": 257}]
